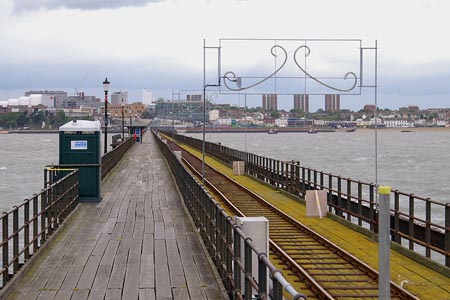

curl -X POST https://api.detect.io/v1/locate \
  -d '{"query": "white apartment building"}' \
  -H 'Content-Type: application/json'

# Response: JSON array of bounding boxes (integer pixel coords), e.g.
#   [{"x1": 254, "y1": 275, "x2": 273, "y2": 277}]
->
[{"x1": 275, "y1": 118, "x2": 288, "y2": 127}]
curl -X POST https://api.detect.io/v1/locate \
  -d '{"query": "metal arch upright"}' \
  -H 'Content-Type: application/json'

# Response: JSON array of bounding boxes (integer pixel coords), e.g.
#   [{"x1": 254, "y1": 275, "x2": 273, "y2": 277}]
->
[{"x1": 203, "y1": 37, "x2": 382, "y2": 296}]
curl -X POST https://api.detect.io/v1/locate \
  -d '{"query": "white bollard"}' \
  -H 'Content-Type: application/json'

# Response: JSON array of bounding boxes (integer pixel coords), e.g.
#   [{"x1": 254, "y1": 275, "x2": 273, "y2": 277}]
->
[
  {"x1": 305, "y1": 190, "x2": 327, "y2": 218},
  {"x1": 378, "y1": 186, "x2": 391, "y2": 300},
  {"x1": 235, "y1": 216, "x2": 269, "y2": 296},
  {"x1": 233, "y1": 161, "x2": 245, "y2": 176}
]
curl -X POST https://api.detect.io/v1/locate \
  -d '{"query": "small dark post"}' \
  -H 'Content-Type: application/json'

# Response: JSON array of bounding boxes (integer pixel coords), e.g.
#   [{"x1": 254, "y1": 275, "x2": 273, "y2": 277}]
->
[
  {"x1": 121, "y1": 98, "x2": 125, "y2": 140},
  {"x1": 103, "y1": 77, "x2": 110, "y2": 154}
]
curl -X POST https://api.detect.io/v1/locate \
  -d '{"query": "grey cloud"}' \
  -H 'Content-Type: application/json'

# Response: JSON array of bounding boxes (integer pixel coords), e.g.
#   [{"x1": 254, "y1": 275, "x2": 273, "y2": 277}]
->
[{"x1": 13, "y1": 0, "x2": 163, "y2": 13}]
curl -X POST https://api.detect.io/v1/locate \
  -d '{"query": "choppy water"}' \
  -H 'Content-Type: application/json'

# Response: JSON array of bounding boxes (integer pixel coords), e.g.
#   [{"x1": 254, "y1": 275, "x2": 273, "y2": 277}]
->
[
  {"x1": 1, "y1": 131, "x2": 449, "y2": 215},
  {"x1": 190, "y1": 130, "x2": 450, "y2": 204},
  {"x1": 0, "y1": 133, "x2": 115, "y2": 213}
]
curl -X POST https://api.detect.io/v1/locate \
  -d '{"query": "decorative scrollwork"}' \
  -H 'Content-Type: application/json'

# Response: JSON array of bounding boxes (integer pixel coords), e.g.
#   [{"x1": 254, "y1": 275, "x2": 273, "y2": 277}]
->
[
  {"x1": 293, "y1": 45, "x2": 357, "y2": 92},
  {"x1": 222, "y1": 45, "x2": 288, "y2": 91}
]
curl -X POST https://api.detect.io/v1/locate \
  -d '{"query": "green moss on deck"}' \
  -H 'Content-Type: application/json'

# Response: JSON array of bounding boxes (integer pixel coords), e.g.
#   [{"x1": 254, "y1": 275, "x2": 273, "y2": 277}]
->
[{"x1": 178, "y1": 142, "x2": 450, "y2": 299}]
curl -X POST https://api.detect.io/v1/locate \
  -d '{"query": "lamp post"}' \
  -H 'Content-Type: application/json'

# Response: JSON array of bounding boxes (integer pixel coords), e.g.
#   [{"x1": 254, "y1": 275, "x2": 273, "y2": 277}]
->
[
  {"x1": 129, "y1": 109, "x2": 132, "y2": 136},
  {"x1": 103, "y1": 77, "x2": 110, "y2": 154},
  {"x1": 121, "y1": 98, "x2": 125, "y2": 140}
]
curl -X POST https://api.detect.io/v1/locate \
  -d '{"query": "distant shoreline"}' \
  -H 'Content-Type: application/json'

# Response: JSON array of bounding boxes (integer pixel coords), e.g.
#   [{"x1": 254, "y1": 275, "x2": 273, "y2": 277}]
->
[
  {"x1": 1, "y1": 127, "x2": 449, "y2": 134},
  {"x1": 356, "y1": 127, "x2": 450, "y2": 132}
]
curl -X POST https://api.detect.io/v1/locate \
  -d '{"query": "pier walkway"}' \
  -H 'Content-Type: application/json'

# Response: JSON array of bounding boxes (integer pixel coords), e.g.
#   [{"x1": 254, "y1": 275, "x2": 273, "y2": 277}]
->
[{"x1": 3, "y1": 134, "x2": 226, "y2": 300}]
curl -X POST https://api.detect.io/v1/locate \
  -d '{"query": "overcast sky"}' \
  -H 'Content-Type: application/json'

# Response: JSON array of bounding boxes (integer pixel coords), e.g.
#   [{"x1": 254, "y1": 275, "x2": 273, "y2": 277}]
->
[{"x1": 0, "y1": 0, "x2": 449, "y2": 111}]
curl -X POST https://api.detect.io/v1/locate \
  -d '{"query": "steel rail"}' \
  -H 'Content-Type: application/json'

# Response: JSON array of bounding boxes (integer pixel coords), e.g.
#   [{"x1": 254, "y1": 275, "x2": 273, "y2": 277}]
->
[{"x1": 172, "y1": 141, "x2": 420, "y2": 300}]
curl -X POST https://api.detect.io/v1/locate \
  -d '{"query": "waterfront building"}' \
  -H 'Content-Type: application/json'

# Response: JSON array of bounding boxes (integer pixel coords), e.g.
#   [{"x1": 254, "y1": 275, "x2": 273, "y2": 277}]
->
[
  {"x1": 25, "y1": 90, "x2": 68, "y2": 108},
  {"x1": 363, "y1": 104, "x2": 376, "y2": 112},
  {"x1": 293, "y1": 94, "x2": 309, "y2": 113},
  {"x1": 142, "y1": 89, "x2": 153, "y2": 106},
  {"x1": 108, "y1": 102, "x2": 146, "y2": 118},
  {"x1": 62, "y1": 107, "x2": 95, "y2": 118},
  {"x1": 111, "y1": 91, "x2": 128, "y2": 105},
  {"x1": 384, "y1": 119, "x2": 412, "y2": 128},
  {"x1": 62, "y1": 94, "x2": 101, "y2": 109},
  {"x1": 262, "y1": 94, "x2": 277, "y2": 111},
  {"x1": 275, "y1": 117, "x2": 288, "y2": 127},
  {"x1": 325, "y1": 94, "x2": 340, "y2": 112},
  {"x1": 187, "y1": 94, "x2": 203, "y2": 102},
  {"x1": 209, "y1": 109, "x2": 220, "y2": 121}
]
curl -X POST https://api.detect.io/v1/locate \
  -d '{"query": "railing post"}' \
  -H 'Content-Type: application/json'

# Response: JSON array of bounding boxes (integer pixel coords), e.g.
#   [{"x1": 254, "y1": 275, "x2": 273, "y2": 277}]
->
[
  {"x1": 226, "y1": 217, "x2": 233, "y2": 292},
  {"x1": 393, "y1": 190, "x2": 400, "y2": 244},
  {"x1": 346, "y1": 179, "x2": 352, "y2": 221},
  {"x1": 24, "y1": 200, "x2": 30, "y2": 260},
  {"x1": 41, "y1": 192, "x2": 47, "y2": 244},
  {"x1": 244, "y1": 238, "x2": 252, "y2": 300},
  {"x1": 426, "y1": 199, "x2": 431, "y2": 258},
  {"x1": 272, "y1": 276, "x2": 283, "y2": 300},
  {"x1": 13, "y1": 207, "x2": 19, "y2": 273},
  {"x1": 358, "y1": 182, "x2": 363, "y2": 226},
  {"x1": 258, "y1": 253, "x2": 267, "y2": 299},
  {"x1": 409, "y1": 194, "x2": 415, "y2": 251},
  {"x1": 445, "y1": 204, "x2": 450, "y2": 267},
  {"x1": 302, "y1": 167, "x2": 306, "y2": 195},
  {"x1": 2, "y1": 212, "x2": 9, "y2": 285},
  {"x1": 328, "y1": 175, "x2": 333, "y2": 213},
  {"x1": 369, "y1": 184, "x2": 375, "y2": 232},
  {"x1": 233, "y1": 226, "x2": 242, "y2": 299},
  {"x1": 337, "y1": 176, "x2": 342, "y2": 217},
  {"x1": 33, "y1": 194, "x2": 38, "y2": 252}
]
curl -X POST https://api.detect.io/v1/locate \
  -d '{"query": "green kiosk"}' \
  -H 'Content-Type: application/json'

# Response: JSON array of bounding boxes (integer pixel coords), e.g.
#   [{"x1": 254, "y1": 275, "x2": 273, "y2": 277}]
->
[{"x1": 59, "y1": 120, "x2": 101, "y2": 202}]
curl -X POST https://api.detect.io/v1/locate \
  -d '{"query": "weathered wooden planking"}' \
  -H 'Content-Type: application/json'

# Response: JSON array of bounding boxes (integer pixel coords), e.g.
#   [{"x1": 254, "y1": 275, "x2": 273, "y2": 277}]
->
[
  {"x1": 166, "y1": 239, "x2": 186, "y2": 288},
  {"x1": 76, "y1": 255, "x2": 102, "y2": 290},
  {"x1": 154, "y1": 240, "x2": 172, "y2": 299},
  {"x1": 140, "y1": 234, "x2": 155, "y2": 289},
  {"x1": 104, "y1": 288, "x2": 122, "y2": 300},
  {"x1": 172, "y1": 287, "x2": 190, "y2": 300},
  {"x1": 138, "y1": 288, "x2": 156, "y2": 300},
  {"x1": 5, "y1": 133, "x2": 226, "y2": 300}
]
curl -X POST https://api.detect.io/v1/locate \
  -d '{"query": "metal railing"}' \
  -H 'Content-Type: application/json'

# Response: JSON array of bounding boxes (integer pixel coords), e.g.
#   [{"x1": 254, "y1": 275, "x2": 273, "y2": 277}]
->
[
  {"x1": 0, "y1": 169, "x2": 79, "y2": 287},
  {"x1": 166, "y1": 131, "x2": 450, "y2": 270},
  {"x1": 101, "y1": 137, "x2": 135, "y2": 179},
  {"x1": 153, "y1": 131, "x2": 306, "y2": 300},
  {"x1": 0, "y1": 137, "x2": 136, "y2": 290}
]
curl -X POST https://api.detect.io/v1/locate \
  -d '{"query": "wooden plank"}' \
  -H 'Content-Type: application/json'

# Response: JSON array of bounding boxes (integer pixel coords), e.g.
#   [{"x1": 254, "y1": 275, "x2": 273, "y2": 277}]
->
[
  {"x1": 140, "y1": 234, "x2": 155, "y2": 289},
  {"x1": 138, "y1": 288, "x2": 155, "y2": 300},
  {"x1": 122, "y1": 262, "x2": 140, "y2": 300},
  {"x1": 69, "y1": 289, "x2": 89, "y2": 300},
  {"x1": 144, "y1": 208, "x2": 154, "y2": 234},
  {"x1": 154, "y1": 222, "x2": 165, "y2": 240},
  {"x1": 86, "y1": 288, "x2": 106, "y2": 300},
  {"x1": 91, "y1": 233, "x2": 110, "y2": 256},
  {"x1": 166, "y1": 239, "x2": 186, "y2": 288},
  {"x1": 76, "y1": 255, "x2": 102, "y2": 290},
  {"x1": 178, "y1": 243, "x2": 208, "y2": 300},
  {"x1": 53, "y1": 265, "x2": 84, "y2": 300},
  {"x1": 100, "y1": 218, "x2": 117, "y2": 234},
  {"x1": 133, "y1": 221, "x2": 145, "y2": 240},
  {"x1": 35, "y1": 290, "x2": 57, "y2": 300},
  {"x1": 172, "y1": 287, "x2": 189, "y2": 300},
  {"x1": 139, "y1": 254, "x2": 155, "y2": 289},
  {"x1": 154, "y1": 240, "x2": 171, "y2": 300},
  {"x1": 105, "y1": 289, "x2": 122, "y2": 300},
  {"x1": 107, "y1": 263, "x2": 127, "y2": 290}
]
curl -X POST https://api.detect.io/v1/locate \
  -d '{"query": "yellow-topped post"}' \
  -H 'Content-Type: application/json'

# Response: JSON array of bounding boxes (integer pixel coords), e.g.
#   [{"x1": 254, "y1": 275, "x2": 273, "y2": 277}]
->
[{"x1": 378, "y1": 185, "x2": 391, "y2": 299}]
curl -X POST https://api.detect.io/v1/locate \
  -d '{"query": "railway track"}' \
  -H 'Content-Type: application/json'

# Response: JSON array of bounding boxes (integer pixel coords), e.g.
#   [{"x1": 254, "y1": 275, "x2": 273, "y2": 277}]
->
[{"x1": 170, "y1": 140, "x2": 420, "y2": 300}]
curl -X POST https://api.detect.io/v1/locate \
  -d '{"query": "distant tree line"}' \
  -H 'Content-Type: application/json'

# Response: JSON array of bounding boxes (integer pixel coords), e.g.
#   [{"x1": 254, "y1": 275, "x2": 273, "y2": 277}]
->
[{"x1": 0, "y1": 110, "x2": 82, "y2": 129}]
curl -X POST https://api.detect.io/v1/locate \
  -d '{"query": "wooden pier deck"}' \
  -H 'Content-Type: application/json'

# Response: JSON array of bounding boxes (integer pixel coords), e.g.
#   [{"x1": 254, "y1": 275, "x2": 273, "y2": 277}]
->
[{"x1": 3, "y1": 134, "x2": 227, "y2": 300}]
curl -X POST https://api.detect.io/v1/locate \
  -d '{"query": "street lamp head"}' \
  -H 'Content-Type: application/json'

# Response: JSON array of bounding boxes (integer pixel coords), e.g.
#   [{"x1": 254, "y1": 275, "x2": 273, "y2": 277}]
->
[
  {"x1": 121, "y1": 98, "x2": 125, "y2": 107},
  {"x1": 103, "y1": 77, "x2": 110, "y2": 93}
]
